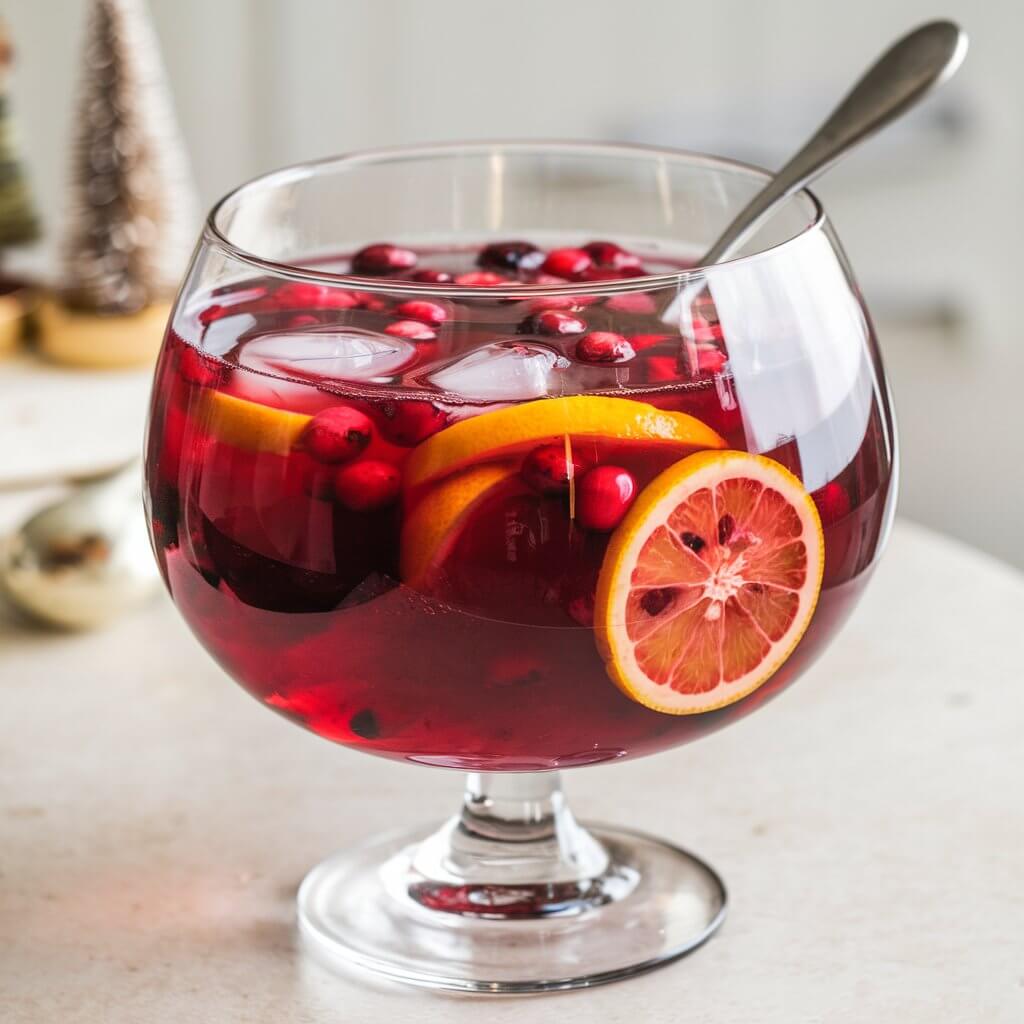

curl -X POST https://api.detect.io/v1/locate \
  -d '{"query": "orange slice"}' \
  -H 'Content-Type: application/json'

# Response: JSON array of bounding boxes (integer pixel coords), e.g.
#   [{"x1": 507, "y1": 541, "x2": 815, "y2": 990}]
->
[
  {"x1": 400, "y1": 463, "x2": 518, "y2": 586},
  {"x1": 594, "y1": 450, "x2": 824, "y2": 715},
  {"x1": 200, "y1": 390, "x2": 311, "y2": 454},
  {"x1": 404, "y1": 395, "x2": 725, "y2": 490}
]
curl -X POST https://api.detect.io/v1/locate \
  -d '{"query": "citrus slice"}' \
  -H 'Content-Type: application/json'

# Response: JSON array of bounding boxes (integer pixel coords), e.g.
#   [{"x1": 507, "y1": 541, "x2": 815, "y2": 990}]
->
[
  {"x1": 404, "y1": 395, "x2": 725, "y2": 490},
  {"x1": 594, "y1": 450, "x2": 824, "y2": 715},
  {"x1": 400, "y1": 462, "x2": 518, "y2": 586},
  {"x1": 200, "y1": 390, "x2": 311, "y2": 454}
]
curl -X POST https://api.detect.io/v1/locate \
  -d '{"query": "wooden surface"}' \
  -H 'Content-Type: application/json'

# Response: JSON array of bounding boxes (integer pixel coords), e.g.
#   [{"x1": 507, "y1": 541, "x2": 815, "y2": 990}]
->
[{"x1": 1, "y1": 520, "x2": 1022, "y2": 1022}]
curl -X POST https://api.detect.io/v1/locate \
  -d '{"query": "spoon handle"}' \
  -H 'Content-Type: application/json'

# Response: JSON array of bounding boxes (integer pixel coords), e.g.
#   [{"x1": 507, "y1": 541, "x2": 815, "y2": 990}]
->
[{"x1": 698, "y1": 20, "x2": 968, "y2": 268}]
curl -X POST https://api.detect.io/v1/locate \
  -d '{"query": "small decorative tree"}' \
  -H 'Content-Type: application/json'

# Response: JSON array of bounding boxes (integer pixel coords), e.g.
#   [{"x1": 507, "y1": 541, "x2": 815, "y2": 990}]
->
[
  {"x1": 0, "y1": 17, "x2": 40, "y2": 254},
  {"x1": 60, "y1": 0, "x2": 197, "y2": 314},
  {"x1": 40, "y1": 0, "x2": 198, "y2": 366}
]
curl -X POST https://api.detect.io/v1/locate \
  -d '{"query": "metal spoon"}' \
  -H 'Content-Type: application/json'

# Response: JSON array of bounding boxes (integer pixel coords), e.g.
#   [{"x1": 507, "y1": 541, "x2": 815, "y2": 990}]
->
[
  {"x1": 662, "y1": 20, "x2": 967, "y2": 324},
  {"x1": 704, "y1": 20, "x2": 966, "y2": 266}
]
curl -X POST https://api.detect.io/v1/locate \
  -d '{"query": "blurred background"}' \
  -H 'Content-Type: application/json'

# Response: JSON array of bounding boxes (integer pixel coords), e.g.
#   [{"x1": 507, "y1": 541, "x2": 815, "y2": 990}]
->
[{"x1": 0, "y1": 0, "x2": 1019, "y2": 569}]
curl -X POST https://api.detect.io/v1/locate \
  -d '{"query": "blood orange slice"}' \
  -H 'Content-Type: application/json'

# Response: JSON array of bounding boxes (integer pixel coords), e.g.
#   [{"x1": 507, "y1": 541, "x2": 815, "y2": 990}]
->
[
  {"x1": 400, "y1": 463, "x2": 518, "y2": 587},
  {"x1": 594, "y1": 451, "x2": 824, "y2": 714}
]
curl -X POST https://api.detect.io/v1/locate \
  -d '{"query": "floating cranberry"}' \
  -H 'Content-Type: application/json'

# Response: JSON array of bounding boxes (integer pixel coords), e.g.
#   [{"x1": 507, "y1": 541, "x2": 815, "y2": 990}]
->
[
  {"x1": 385, "y1": 319, "x2": 437, "y2": 341},
  {"x1": 394, "y1": 299, "x2": 448, "y2": 325},
  {"x1": 478, "y1": 240, "x2": 544, "y2": 272},
  {"x1": 576, "y1": 466, "x2": 636, "y2": 531},
  {"x1": 813, "y1": 481, "x2": 851, "y2": 525},
  {"x1": 520, "y1": 309, "x2": 587, "y2": 337},
  {"x1": 379, "y1": 400, "x2": 448, "y2": 446},
  {"x1": 272, "y1": 282, "x2": 360, "y2": 311},
  {"x1": 333, "y1": 459, "x2": 401, "y2": 511},
  {"x1": 351, "y1": 243, "x2": 418, "y2": 276},
  {"x1": 521, "y1": 443, "x2": 584, "y2": 495},
  {"x1": 542, "y1": 247, "x2": 593, "y2": 280},
  {"x1": 179, "y1": 346, "x2": 223, "y2": 388},
  {"x1": 198, "y1": 303, "x2": 227, "y2": 325},
  {"x1": 584, "y1": 240, "x2": 643, "y2": 270},
  {"x1": 300, "y1": 405, "x2": 374, "y2": 464},
  {"x1": 455, "y1": 270, "x2": 506, "y2": 287},
  {"x1": 575, "y1": 331, "x2": 635, "y2": 364},
  {"x1": 410, "y1": 269, "x2": 454, "y2": 284}
]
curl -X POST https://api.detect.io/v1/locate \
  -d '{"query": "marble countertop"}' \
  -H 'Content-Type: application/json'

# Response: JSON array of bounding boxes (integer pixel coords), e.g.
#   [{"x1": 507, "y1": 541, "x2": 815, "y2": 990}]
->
[{"x1": 2, "y1": 519, "x2": 1022, "y2": 1022}]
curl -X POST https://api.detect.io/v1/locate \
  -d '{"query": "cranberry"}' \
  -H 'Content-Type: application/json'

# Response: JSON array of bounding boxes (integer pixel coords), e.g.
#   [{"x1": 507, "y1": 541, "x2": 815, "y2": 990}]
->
[
  {"x1": 575, "y1": 331, "x2": 635, "y2": 364},
  {"x1": 300, "y1": 406, "x2": 374, "y2": 464},
  {"x1": 394, "y1": 299, "x2": 448, "y2": 325},
  {"x1": 179, "y1": 346, "x2": 222, "y2": 388},
  {"x1": 541, "y1": 247, "x2": 593, "y2": 280},
  {"x1": 385, "y1": 319, "x2": 436, "y2": 341},
  {"x1": 583, "y1": 240, "x2": 642, "y2": 270},
  {"x1": 411, "y1": 269, "x2": 453, "y2": 284},
  {"x1": 274, "y1": 282, "x2": 360, "y2": 311},
  {"x1": 455, "y1": 271, "x2": 506, "y2": 287},
  {"x1": 520, "y1": 309, "x2": 587, "y2": 336},
  {"x1": 521, "y1": 443, "x2": 584, "y2": 495},
  {"x1": 379, "y1": 400, "x2": 447, "y2": 446},
  {"x1": 198, "y1": 303, "x2": 227, "y2": 325},
  {"x1": 813, "y1": 481, "x2": 851, "y2": 525},
  {"x1": 286, "y1": 314, "x2": 320, "y2": 328},
  {"x1": 478, "y1": 240, "x2": 544, "y2": 272},
  {"x1": 576, "y1": 466, "x2": 636, "y2": 531},
  {"x1": 606, "y1": 292, "x2": 656, "y2": 314},
  {"x1": 333, "y1": 459, "x2": 401, "y2": 511},
  {"x1": 351, "y1": 243, "x2": 417, "y2": 276}
]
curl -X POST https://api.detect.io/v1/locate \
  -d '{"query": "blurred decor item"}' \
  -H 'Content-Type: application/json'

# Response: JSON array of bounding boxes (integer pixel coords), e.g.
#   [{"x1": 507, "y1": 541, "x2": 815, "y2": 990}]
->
[
  {"x1": 0, "y1": 461, "x2": 159, "y2": 630},
  {"x1": 38, "y1": 0, "x2": 198, "y2": 369},
  {"x1": 0, "y1": 15, "x2": 42, "y2": 359}
]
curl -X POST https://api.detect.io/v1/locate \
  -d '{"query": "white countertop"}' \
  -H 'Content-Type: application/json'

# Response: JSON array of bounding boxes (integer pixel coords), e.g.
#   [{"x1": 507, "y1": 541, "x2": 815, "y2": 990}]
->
[{"x1": 2, "y1": 519, "x2": 1022, "y2": 1022}]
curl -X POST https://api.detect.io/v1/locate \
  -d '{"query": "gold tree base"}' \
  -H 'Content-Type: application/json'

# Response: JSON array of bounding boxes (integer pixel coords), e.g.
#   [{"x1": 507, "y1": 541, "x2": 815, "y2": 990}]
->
[
  {"x1": 36, "y1": 296, "x2": 171, "y2": 368},
  {"x1": 0, "y1": 284, "x2": 38, "y2": 359}
]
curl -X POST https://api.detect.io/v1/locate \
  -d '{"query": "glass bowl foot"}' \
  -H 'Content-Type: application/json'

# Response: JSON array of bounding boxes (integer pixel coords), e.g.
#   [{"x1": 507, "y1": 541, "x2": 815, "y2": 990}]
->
[{"x1": 298, "y1": 819, "x2": 727, "y2": 994}]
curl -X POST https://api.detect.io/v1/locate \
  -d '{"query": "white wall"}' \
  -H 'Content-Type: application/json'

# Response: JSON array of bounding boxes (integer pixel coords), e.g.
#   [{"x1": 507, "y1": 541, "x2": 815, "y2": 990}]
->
[{"x1": 4, "y1": 0, "x2": 1023, "y2": 568}]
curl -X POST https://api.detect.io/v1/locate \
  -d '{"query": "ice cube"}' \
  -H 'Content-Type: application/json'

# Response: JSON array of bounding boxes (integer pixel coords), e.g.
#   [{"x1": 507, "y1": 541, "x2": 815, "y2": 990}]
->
[
  {"x1": 238, "y1": 328, "x2": 416, "y2": 383},
  {"x1": 202, "y1": 312, "x2": 258, "y2": 356},
  {"x1": 427, "y1": 342, "x2": 569, "y2": 401}
]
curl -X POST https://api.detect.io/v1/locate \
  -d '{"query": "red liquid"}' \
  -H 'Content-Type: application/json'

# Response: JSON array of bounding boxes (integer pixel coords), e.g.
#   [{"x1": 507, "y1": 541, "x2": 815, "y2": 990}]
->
[{"x1": 145, "y1": 240, "x2": 894, "y2": 770}]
